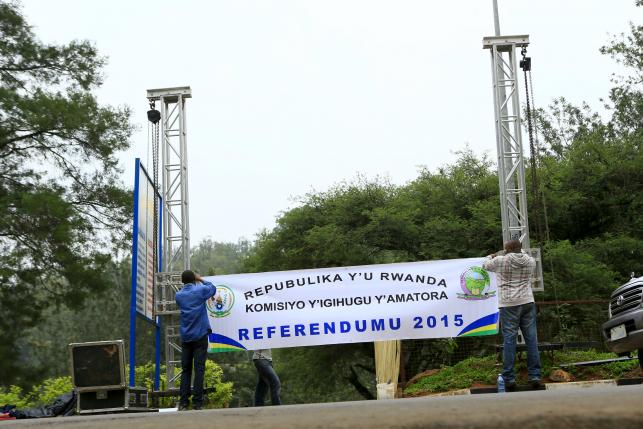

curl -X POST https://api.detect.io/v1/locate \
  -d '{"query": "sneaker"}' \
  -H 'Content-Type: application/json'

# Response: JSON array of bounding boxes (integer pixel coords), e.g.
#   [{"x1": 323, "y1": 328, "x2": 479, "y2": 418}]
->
[
  {"x1": 193, "y1": 406, "x2": 202, "y2": 411},
  {"x1": 178, "y1": 405, "x2": 189, "y2": 412},
  {"x1": 530, "y1": 380, "x2": 543, "y2": 390},
  {"x1": 507, "y1": 382, "x2": 517, "y2": 392}
]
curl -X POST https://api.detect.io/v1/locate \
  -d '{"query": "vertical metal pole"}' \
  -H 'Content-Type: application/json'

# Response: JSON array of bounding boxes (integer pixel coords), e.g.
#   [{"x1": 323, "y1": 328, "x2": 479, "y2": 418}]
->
[
  {"x1": 154, "y1": 319, "x2": 161, "y2": 390},
  {"x1": 492, "y1": 0, "x2": 500, "y2": 36},
  {"x1": 154, "y1": 198, "x2": 163, "y2": 391},
  {"x1": 129, "y1": 158, "x2": 141, "y2": 388},
  {"x1": 178, "y1": 97, "x2": 190, "y2": 270},
  {"x1": 490, "y1": 45, "x2": 510, "y2": 244},
  {"x1": 160, "y1": 99, "x2": 170, "y2": 272}
]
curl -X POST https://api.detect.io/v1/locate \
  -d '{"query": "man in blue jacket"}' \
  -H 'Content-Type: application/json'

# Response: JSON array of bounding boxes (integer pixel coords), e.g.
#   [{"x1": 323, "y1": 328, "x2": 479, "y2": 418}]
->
[{"x1": 175, "y1": 270, "x2": 217, "y2": 410}]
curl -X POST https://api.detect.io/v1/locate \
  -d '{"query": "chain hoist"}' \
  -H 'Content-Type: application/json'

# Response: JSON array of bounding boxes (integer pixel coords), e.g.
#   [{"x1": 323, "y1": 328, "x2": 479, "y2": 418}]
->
[{"x1": 147, "y1": 101, "x2": 161, "y2": 295}]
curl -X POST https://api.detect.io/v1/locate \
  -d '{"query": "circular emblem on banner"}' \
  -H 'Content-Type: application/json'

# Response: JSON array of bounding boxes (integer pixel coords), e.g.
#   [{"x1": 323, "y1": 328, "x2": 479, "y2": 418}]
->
[
  {"x1": 207, "y1": 285, "x2": 235, "y2": 318},
  {"x1": 457, "y1": 267, "x2": 495, "y2": 300}
]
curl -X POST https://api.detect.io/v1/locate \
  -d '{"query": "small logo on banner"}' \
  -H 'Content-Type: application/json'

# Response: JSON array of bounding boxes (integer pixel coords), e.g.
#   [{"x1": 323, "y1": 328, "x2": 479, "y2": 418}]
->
[
  {"x1": 207, "y1": 285, "x2": 235, "y2": 317},
  {"x1": 457, "y1": 267, "x2": 496, "y2": 300}
]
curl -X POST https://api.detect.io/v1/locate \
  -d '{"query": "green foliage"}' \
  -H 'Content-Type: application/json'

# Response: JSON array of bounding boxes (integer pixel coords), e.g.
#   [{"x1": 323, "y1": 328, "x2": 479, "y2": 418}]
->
[
  {"x1": 191, "y1": 239, "x2": 251, "y2": 275},
  {"x1": 203, "y1": 360, "x2": 234, "y2": 408},
  {"x1": 275, "y1": 344, "x2": 376, "y2": 403},
  {"x1": 0, "y1": 376, "x2": 72, "y2": 408},
  {"x1": 0, "y1": 385, "x2": 32, "y2": 408},
  {"x1": 244, "y1": 149, "x2": 500, "y2": 274},
  {"x1": 129, "y1": 361, "x2": 232, "y2": 409},
  {"x1": 0, "y1": 1, "x2": 134, "y2": 385},
  {"x1": 29, "y1": 377, "x2": 74, "y2": 406},
  {"x1": 210, "y1": 352, "x2": 257, "y2": 408},
  {"x1": 542, "y1": 240, "x2": 618, "y2": 301},
  {"x1": 13, "y1": 258, "x2": 153, "y2": 383}
]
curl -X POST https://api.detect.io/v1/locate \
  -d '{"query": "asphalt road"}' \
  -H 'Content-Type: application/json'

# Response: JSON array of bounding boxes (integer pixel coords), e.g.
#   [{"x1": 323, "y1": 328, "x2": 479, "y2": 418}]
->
[{"x1": 3, "y1": 384, "x2": 643, "y2": 429}]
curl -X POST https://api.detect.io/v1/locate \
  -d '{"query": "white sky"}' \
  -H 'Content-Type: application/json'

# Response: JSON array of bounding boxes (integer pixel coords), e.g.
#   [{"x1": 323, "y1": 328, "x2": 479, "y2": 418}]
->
[{"x1": 21, "y1": 0, "x2": 641, "y2": 245}]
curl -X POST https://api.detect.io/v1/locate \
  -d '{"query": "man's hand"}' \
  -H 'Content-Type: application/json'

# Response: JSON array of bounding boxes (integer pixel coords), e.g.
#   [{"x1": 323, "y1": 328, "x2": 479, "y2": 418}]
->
[{"x1": 195, "y1": 274, "x2": 204, "y2": 283}]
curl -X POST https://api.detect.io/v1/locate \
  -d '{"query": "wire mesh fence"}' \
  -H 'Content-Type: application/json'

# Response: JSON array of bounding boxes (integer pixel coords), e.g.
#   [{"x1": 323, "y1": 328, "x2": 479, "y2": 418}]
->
[{"x1": 400, "y1": 301, "x2": 609, "y2": 384}]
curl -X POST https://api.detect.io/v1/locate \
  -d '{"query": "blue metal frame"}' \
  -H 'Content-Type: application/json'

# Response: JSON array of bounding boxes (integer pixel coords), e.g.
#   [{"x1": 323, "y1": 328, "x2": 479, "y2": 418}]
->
[
  {"x1": 130, "y1": 158, "x2": 163, "y2": 387},
  {"x1": 129, "y1": 158, "x2": 141, "y2": 387}
]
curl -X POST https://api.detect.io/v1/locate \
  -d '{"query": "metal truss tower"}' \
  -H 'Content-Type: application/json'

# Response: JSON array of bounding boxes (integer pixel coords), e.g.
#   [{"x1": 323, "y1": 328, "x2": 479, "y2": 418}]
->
[
  {"x1": 483, "y1": 35, "x2": 531, "y2": 248},
  {"x1": 483, "y1": 2, "x2": 543, "y2": 291},
  {"x1": 147, "y1": 86, "x2": 192, "y2": 389}
]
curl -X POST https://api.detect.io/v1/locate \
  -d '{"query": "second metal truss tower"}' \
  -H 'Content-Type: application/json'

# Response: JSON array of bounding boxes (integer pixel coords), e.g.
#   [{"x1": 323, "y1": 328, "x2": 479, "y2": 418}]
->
[
  {"x1": 483, "y1": 30, "x2": 543, "y2": 291},
  {"x1": 483, "y1": 35, "x2": 531, "y2": 248}
]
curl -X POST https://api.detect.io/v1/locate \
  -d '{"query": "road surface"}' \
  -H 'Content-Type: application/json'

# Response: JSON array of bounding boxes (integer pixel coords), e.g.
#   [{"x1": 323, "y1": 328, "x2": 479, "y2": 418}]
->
[{"x1": 3, "y1": 384, "x2": 643, "y2": 429}]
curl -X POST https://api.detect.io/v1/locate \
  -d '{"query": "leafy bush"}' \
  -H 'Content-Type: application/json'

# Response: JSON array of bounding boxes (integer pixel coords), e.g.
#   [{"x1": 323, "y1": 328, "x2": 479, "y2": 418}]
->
[
  {"x1": 30, "y1": 377, "x2": 74, "y2": 406},
  {"x1": 0, "y1": 361, "x2": 232, "y2": 410},
  {"x1": 0, "y1": 385, "x2": 33, "y2": 408},
  {"x1": 129, "y1": 360, "x2": 233, "y2": 408},
  {"x1": 0, "y1": 377, "x2": 74, "y2": 408}
]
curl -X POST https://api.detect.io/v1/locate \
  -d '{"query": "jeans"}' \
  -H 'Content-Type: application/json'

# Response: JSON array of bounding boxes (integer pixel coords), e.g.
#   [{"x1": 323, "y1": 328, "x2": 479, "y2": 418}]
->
[
  {"x1": 179, "y1": 334, "x2": 208, "y2": 408},
  {"x1": 254, "y1": 359, "x2": 281, "y2": 406},
  {"x1": 499, "y1": 302, "x2": 541, "y2": 384}
]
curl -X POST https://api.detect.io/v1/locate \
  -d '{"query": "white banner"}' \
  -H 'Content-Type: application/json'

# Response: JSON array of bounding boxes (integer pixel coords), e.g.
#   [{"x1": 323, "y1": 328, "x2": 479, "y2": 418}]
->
[{"x1": 205, "y1": 258, "x2": 499, "y2": 352}]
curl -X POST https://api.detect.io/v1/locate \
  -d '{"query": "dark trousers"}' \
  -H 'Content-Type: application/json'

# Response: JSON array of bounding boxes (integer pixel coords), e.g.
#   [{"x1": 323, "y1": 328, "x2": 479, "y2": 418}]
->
[
  {"x1": 254, "y1": 359, "x2": 281, "y2": 406},
  {"x1": 499, "y1": 302, "x2": 542, "y2": 384},
  {"x1": 179, "y1": 334, "x2": 208, "y2": 408}
]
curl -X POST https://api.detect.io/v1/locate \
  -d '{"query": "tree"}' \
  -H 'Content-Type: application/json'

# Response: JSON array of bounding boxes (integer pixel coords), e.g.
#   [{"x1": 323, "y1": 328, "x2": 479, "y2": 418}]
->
[
  {"x1": 190, "y1": 238, "x2": 251, "y2": 275},
  {"x1": 242, "y1": 152, "x2": 502, "y2": 400},
  {"x1": 0, "y1": 2, "x2": 133, "y2": 385}
]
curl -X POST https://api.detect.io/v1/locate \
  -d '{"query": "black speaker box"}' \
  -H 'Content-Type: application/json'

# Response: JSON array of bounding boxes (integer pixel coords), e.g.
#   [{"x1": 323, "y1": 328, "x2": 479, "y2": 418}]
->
[{"x1": 69, "y1": 340, "x2": 126, "y2": 389}]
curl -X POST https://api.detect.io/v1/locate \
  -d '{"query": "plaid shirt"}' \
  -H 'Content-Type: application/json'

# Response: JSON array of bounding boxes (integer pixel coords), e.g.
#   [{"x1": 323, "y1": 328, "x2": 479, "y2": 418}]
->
[
  {"x1": 253, "y1": 349, "x2": 273, "y2": 361},
  {"x1": 482, "y1": 252, "x2": 536, "y2": 307}
]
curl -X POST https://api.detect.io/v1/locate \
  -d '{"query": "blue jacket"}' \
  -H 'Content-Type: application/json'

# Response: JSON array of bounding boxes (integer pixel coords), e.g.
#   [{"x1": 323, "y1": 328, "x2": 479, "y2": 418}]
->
[{"x1": 175, "y1": 281, "x2": 217, "y2": 342}]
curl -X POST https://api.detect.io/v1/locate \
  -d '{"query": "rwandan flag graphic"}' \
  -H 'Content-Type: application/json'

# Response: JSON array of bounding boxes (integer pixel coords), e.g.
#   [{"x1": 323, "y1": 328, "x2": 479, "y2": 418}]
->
[
  {"x1": 456, "y1": 312, "x2": 499, "y2": 337},
  {"x1": 208, "y1": 333, "x2": 247, "y2": 353}
]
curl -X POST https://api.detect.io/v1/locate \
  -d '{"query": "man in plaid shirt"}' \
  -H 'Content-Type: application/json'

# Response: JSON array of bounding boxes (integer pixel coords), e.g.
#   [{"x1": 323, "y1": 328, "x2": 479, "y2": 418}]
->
[{"x1": 483, "y1": 239, "x2": 541, "y2": 390}]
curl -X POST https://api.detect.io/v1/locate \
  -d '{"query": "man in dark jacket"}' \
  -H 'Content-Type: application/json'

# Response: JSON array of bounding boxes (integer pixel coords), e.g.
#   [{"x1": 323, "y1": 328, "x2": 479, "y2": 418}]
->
[
  {"x1": 483, "y1": 239, "x2": 541, "y2": 390},
  {"x1": 175, "y1": 270, "x2": 217, "y2": 410}
]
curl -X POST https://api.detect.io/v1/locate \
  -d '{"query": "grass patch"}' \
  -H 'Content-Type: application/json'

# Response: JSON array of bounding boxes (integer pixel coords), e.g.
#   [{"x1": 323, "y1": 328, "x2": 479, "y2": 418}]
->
[
  {"x1": 404, "y1": 350, "x2": 641, "y2": 396},
  {"x1": 404, "y1": 356, "x2": 497, "y2": 395}
]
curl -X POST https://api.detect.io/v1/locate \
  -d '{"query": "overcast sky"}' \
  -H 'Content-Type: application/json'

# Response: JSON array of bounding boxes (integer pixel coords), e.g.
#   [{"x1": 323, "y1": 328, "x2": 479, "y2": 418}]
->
[{"x1": 21, "y1": 0, "x2": 640, "y2": 245}]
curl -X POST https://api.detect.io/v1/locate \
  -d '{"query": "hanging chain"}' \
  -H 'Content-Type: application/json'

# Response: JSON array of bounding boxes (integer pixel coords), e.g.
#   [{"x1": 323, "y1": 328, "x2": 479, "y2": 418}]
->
[
  {"x1": 151, "y1": 102, "x2": 160, "y2": 270},
  {"x1": 521, "y1": 47, "x2": 544, "y2": 245},
  {"x1": 149, "y1": 100, "x2": 161, "y2": 318},
  {"x1": 521, "y1": 47, "x2": 563, "y2": 330}
]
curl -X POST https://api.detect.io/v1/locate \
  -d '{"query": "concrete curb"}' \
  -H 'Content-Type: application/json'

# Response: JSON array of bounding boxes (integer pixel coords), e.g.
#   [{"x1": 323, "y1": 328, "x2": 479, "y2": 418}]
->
[
  {"x1": 428, "y1": 388, "x2": 470, "y2": 397},
  {"x1": 455, "y1": 378, "x2": 634, "y2": 395},
  {"x1": 544, "y1": 379, "x2": 617, "y2": 390}
]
